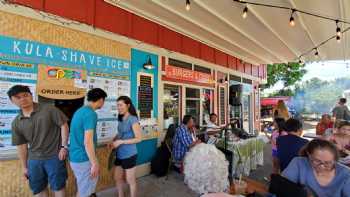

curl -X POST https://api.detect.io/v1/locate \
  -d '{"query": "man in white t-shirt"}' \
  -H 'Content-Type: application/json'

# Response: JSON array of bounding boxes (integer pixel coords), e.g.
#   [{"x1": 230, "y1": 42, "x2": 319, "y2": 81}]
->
[{"x1": 206, "y1": 113, "x2": 223, "y2": 137}]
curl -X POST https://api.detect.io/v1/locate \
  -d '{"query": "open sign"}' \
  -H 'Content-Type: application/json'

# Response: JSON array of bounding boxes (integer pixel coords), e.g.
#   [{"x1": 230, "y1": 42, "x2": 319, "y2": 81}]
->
[{"x1": 47, "y1": 67, "x2": 82, "y2": 79}]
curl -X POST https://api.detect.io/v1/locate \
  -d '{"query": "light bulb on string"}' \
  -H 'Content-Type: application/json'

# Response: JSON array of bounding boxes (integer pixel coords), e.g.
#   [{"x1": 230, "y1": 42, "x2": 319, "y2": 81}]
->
[
  {"x1": 298, "y1": 55, "x2": 305, "y2": 65},
  {"x1": 314, "y1": 48, "x2": 319, "y2": 58},
  {"x1": 289, "y1": 16, "x2": 295, "y2": 26},
  {"x1": 336, "y1": 35, "x2": 341, "y2": 43},
  {"x1": 289, "y1": 9, "x2": 296, "y2": 27},
  {"x1": 186, "y1": 0, "x2": 190, "y2": 11},
  {"x1": 242, "y1": 6, "x2": 248, "y2": 19},
  {"x1": 336, "y1": 27, "x2": 341, "y2": 36},
  {"x1": 336, "y1": 21, "x2": 341, "y2": 37}
]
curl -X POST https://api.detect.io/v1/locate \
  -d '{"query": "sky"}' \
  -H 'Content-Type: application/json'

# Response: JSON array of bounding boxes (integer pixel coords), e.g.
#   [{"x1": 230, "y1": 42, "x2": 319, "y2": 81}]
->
[
  {"x1": 263, "y1": 60, "x2": 350, "y2": 94},
  {"x1": 302, "y1": 61, "x2": 350, "y2": 81}
]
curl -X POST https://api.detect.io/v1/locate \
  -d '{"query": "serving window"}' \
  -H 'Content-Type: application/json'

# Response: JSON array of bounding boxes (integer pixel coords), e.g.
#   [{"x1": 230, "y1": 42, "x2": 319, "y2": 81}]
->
[
  {"x1": 163, "y1": 84, "x2": 181, "y2": 129},
  {"x1": 185, "y1": 88, "x2": 201, "y2": 126},
  {"x1": 202, "y1": 89, "x2": 214, "y2": 125}
]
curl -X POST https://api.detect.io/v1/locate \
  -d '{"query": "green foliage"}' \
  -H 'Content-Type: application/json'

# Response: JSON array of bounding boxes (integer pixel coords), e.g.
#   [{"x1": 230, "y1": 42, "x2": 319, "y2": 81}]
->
[
  {"x1": 269, "y1": 88, "x2": 294, "y2": 97},
  {"x1": 266, "y1": 62, "x2": 307, "y2": 89},
  {"x1": 295, "y1": 77, "x2": 350, "y2": 113}
]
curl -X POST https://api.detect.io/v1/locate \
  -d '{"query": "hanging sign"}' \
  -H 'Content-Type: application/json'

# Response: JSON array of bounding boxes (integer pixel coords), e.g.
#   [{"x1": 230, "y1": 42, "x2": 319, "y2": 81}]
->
[
  {"x1": 0, "y1": 33, "x2": 132, "y2": 150},
  {"x1": 165, "y1": 65, "x2": 214, "y2": 84},
  {"x1": 0, "y1": 35, "x2": 131, "y2": 79},
  {"x1": 37, "y1": 65, "x2": 87, "y2": 99}
]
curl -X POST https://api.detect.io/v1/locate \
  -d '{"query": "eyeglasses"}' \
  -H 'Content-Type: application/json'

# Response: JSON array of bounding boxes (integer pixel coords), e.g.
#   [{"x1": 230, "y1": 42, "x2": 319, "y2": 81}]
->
[{"x1": 309, "y1": 157, "x2": 335, "y2": 169}]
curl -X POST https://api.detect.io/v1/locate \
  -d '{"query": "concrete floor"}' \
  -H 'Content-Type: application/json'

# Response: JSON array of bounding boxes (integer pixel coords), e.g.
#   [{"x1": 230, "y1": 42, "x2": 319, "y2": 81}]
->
[
  {"x1": 97, "y1": 144, "x2": 272, "y2": 197},
  {"x1": 98, "y1": 121, "x2": 315, "y2": 197},
  {"x1": 97, "y1": 171, "x2": 196, "y2": 197}
]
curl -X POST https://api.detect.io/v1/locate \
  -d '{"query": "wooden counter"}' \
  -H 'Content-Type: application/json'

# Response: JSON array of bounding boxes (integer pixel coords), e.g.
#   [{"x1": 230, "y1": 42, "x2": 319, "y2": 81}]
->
[{"x1": 0, "y1": 146, "x2": 115, "y2": 197}]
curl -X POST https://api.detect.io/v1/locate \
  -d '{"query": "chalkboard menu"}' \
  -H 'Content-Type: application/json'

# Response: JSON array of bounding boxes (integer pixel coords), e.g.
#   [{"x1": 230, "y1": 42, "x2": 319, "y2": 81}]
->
[
  {"x1": 220, "y1": 87, "x2": 225, "y2": 125},
  {"x1": 138, "y1": 75, "x2": 153, "y2": 119}
]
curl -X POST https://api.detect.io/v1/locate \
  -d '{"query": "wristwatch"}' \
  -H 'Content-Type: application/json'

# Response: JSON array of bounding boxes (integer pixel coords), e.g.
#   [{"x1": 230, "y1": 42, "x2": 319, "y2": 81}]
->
[{"x1": 60, "y1": 145, "x2": 68, "y2": 150}]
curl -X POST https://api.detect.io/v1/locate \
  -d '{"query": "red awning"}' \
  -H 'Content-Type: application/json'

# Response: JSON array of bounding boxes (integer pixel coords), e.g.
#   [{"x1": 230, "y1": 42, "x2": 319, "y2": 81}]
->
[{"x1": 261, "y1": 97, "x2": 290, "y2": 107}]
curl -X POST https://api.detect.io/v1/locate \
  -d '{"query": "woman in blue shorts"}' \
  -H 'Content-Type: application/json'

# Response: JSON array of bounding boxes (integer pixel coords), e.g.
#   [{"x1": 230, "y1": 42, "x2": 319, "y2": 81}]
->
[{"x1": 111, "y1": 96, "x2": 142, "y2": 197}]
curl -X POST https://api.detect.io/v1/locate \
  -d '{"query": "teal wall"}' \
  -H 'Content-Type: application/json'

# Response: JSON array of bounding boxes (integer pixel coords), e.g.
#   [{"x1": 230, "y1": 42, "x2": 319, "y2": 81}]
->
[
  {"x1": 130, "y1": 48, "x2": 159, "y2": 165},
  {"x1": 130, "y1": 49, "x2": 158, "y2": 117}
]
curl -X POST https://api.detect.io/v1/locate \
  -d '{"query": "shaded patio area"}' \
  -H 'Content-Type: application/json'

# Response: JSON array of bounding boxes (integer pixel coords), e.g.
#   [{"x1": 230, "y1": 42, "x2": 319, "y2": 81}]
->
[{"x1": 98, "y1": 143, "x2": 273, "y2": 197}]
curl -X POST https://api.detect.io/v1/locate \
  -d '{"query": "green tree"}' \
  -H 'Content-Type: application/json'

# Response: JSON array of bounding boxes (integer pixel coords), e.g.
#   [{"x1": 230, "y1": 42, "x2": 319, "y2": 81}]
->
[
  {"x1": 270, "y1": 88, "x2": 294, "y2": 96},
  {"x1": 266, "y1": 62, "x2": 307, "y2": 89},
  {"x1": 296, "y1": 77, "x2": 349, "y2": 113}
]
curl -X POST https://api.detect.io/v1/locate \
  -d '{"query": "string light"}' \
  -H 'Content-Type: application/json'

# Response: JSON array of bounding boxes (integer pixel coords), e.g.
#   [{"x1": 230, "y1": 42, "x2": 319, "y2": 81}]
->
[
  {"x1": 314, "y1": 48, "x2": 319, "y2": 58},
  {"x1": 297, "y1": 26, "x2": 350, "y2": 62},
  {"x1": 336, "y1": 20, "x2": 341, "y2": 37},
  {"x1": 242, "y1": 5, "x2": 248, "y2": 19},
  {"x1": 298, "y1": 56, "x2": 303, "y2": 64},
  {"x1": 233, "y1": 0, "x2": 350, "y2": 63},
  {"x1": 186, "y1": 0, "x2": 190, "y2": 11},
  {"x1": 233, "y1": 0, "x2": 350, "y2": 25},
  {"x1": 289, "y1": 9, "x2": 296, "y2": 27},
  {"x1": 336, "y1": 35, "x2": 341, "y2": 43}
]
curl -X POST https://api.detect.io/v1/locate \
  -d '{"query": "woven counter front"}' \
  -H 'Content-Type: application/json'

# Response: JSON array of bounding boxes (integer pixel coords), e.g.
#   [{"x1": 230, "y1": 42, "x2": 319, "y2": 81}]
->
[{"x1": 0, "y1": 146, "x2": 114, "y2": 197}]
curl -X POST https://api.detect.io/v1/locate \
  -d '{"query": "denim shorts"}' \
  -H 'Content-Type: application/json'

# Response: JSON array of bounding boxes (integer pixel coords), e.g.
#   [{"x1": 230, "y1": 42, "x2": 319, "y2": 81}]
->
[
  {"x1": 28, "y1": 155, "x2": 67, "y2": 195},
  {"x1": 70, "y1": 161, "x2": 98, "y2": 197}
]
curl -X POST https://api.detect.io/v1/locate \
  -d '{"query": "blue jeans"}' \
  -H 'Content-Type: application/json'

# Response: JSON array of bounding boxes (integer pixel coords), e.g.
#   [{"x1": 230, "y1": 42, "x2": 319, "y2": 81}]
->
[{"x1": 28, "y1": 155, "x2": 67, "y2": 195}]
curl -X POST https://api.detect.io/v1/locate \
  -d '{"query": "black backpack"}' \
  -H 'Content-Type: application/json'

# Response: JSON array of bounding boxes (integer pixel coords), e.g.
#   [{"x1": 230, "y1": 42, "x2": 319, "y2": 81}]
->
[
  {"x1": 150, "y1": 124, "x2": 177, "y2": 177},
  {"x1": 150, "y1": 142, "x2": 172, "y2": 177}
]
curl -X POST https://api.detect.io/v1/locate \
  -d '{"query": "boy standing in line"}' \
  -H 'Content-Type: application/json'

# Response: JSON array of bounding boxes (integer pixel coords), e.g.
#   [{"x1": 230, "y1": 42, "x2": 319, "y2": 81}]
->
[{"x1": 69, "y1": 88, "x2": 107, "y2": 197}]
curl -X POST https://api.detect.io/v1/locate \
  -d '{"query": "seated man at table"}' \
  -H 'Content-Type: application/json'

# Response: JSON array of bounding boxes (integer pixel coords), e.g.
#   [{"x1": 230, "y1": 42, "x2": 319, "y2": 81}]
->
[
  {"x1": 172, "y1": 115, "x2": 201, "y2": 172},
  {"x1": 206, "y1": 113, "x2": 224, "y2": 137},
  {"x1": 277, "y1": 118, "x2": 308, "y2": 172}
]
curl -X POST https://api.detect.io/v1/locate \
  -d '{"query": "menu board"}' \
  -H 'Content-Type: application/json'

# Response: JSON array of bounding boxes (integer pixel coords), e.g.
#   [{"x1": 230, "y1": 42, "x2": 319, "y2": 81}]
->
[
  {"x1": 87, "y1": 76, "x2": 130, "y2": 143},
  {"x1": 138, "y1": 75, "x2": 153, "y2": 119},
  {"x1": 0, "y1": 61, "x2": 37, "y2": 149},
  {"x1": 219, "y1": 87, "x2": 226, "y2": 125},
  {"x1": 0, "y1": 35, "x2": 131, "y2": 153}
]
